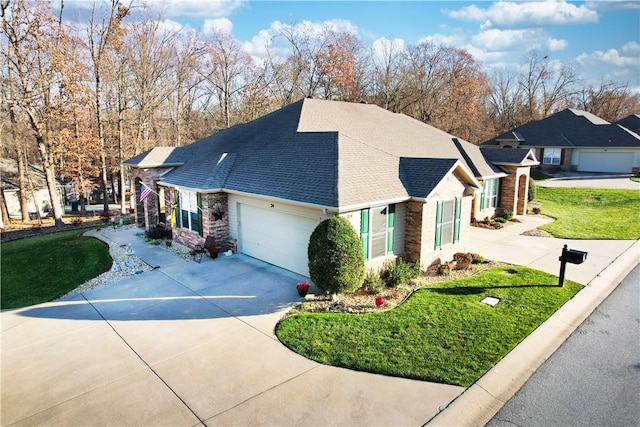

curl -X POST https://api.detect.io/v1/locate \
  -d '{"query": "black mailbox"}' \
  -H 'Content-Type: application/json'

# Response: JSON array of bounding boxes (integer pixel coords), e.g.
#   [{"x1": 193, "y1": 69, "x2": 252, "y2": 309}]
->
[
  {"x1": 558, "y1": 245, "x2": 588, "y2": 287},
  {"x1": 563, "y1": 248, "x2": 588, "y2": 264}
]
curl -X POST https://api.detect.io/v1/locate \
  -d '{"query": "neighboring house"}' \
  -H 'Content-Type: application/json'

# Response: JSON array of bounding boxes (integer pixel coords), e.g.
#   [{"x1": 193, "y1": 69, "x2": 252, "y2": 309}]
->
[
  {"x1": 0, "y1": 158, "x2": 65, "y2": 220},
  {"x1": 482, "y1": 109, "x2": 640, "y2": 174},
  {"x1": 124, "y1": 98, "x2": 537, "y2": 276}
]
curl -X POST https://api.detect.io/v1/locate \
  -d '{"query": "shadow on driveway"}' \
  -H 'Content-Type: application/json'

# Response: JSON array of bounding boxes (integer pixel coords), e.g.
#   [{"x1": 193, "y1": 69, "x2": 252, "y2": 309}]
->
[{"x1": 16, "y1": 255, "x2": 309, "y2": 322}]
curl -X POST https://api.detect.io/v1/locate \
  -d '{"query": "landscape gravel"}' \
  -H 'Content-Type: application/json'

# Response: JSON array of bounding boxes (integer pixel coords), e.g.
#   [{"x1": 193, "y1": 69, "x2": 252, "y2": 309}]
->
[{"x1": 60, "y1": 226, "x2": 192, "y2": 299}]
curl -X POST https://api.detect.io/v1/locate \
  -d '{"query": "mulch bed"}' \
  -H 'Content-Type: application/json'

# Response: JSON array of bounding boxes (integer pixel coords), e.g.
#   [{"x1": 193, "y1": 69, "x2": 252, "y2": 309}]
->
[{"x1": 289, "y1": 261, "x2": 504, "y2": 316}]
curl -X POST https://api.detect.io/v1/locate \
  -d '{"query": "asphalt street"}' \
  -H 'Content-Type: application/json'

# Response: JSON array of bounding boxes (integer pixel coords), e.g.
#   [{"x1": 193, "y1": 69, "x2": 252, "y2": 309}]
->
[{"x1": 486, "y1": 263, "x2": 640, "y2": 427}]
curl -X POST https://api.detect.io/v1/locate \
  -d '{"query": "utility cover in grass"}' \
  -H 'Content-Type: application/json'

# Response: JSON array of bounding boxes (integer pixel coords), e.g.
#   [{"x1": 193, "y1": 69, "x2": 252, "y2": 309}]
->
[{"x1": 481, "y1": 296, "x2": 500, "y2": 306}]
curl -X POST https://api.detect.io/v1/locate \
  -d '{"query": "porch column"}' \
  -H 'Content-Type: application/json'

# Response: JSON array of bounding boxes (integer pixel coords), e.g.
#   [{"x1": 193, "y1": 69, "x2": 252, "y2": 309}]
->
[{"x1": 405, "y1": 201, "x2": 425, "y2": 264}]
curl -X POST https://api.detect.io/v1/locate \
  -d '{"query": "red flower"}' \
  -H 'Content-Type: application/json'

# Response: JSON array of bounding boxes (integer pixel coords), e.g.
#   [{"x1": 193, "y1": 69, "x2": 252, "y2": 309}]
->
[
  {"x1": 375, "y1": 297, "x2": 385, "y2": 307},
  {"x1": 296, "y1": 282, "x2": 310, "y2": 290}
]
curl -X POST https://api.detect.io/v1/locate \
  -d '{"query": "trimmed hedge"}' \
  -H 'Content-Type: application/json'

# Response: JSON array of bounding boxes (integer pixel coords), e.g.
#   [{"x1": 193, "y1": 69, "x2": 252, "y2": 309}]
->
[{"x1": 308, "y1": 217, "x2": 365, "y2": 295}]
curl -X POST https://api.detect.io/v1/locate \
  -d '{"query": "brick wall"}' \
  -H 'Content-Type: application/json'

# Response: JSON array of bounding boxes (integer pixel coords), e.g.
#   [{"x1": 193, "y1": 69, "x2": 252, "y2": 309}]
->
[
  {"x1": 130, "y1": 167, "x2": 172, "y2": 231},
  {"x1": 405, "y1": 194, "x2": 474, "y2": 268},
  {"x1": 169, "y1": 192, "x2": 231, "y2": 250},
  {"x1": 201, "y1": 193, "x2": 230, "y2": 241},
  {"x1": 404, "y1": 200, "x2": 424, "y2": 264}
]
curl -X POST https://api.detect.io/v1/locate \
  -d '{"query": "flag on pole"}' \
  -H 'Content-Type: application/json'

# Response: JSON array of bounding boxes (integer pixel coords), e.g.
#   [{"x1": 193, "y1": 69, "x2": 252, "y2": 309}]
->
[{"x1": 139, "y1": 183, "x2": 152, "y2": 202}]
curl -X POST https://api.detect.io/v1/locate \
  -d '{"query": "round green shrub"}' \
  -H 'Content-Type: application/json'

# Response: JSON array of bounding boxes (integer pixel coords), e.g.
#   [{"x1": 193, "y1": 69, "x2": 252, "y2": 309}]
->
[{"x1": 308, "y1": 216, "x2": 365, "y2": 295}]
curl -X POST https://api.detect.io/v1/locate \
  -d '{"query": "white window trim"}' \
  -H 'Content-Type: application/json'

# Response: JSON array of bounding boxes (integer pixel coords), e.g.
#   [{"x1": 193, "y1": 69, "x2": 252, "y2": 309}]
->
[
  {"x1": 543, "y1": 148, "x2": 561, "y2": 165},
  {"x1": 484, "y1": 178, "x2": 499, "y2": 209},
  {"x1": 179, "y1": 190, "x2": 200, "y2": 234}
]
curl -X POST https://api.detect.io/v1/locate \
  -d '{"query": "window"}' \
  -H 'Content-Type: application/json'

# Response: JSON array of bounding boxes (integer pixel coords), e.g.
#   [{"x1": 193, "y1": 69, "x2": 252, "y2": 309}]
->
[
  {"x1": 178, "y1": 190, "x2": 202, "y2": 235},
  {"x1": 543, "y1": 148, "x2": 561, "y2": 165},
  {"x1": 360, "y1": 204, "x2": 395, "y2": 260},
  {"x1": 481, "y1": 178, "x2": 499, "y2": 210},
  {"x1": 435, "y1": 198, "x2": 461, "y2": 249}
]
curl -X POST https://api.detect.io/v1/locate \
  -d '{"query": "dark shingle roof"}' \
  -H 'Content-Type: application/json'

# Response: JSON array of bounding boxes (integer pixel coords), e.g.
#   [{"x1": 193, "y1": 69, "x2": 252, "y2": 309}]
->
[
  {"x1": 480, "y1": 148, "x2": 538, "y2": 165},
  {"x1": 483, "y1": 109, "x2": 640, "y2": 148},
  {"x1": 616, "y1": 114, "x2": 640, "y2": 135},
  {"x1": 399, "y1": 158, "x2": 459, "y2": 198},
  {"x1": 132, "y1": 99, "x2": 495, "y2": 208}
]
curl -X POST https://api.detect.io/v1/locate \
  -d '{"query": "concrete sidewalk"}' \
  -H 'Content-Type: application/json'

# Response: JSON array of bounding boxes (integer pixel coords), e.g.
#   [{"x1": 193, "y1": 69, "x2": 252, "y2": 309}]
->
[{"x1": 427, "y1": 217, "x2": 640, "y2": 426}]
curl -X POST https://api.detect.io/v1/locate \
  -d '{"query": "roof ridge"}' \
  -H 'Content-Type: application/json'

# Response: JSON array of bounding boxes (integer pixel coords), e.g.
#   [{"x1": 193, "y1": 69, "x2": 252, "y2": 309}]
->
[{"x1": 340, "y1": 131, "x2": 399, "y2": 159}]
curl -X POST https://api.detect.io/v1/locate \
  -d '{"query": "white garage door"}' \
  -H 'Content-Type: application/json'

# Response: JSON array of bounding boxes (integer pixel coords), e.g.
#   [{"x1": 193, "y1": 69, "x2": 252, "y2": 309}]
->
[
  {"x1": 239, "y1": 204, "x2": 319, "y2": 276},
  {"x1": 578, "y1": 152, "x2": 633, "y2": 173}
]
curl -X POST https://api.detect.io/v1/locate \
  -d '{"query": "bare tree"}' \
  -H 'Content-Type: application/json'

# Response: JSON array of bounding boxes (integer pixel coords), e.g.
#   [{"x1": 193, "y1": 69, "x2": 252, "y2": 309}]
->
[
  {"x1": 571, "y1": 81, "x2": 640, "y2": 121},
  {"x1": 486, "y1": 68, "x2": 527, "y2": 135},
  {"x1": 519, "y1": 50, "x2": 579, "y2": 120},
  {"x1": 1, "y1": 0, "x2": 71, "y2": 225},
  {"x1": 369, "y1": 38, "x2": 407, "y2": 111},
  {"x1": 200, "y1": 29, "x2": 254, "y2": 129},
  {"x1": 86, "y1": 0, "x2": 130, "y2": 212}
]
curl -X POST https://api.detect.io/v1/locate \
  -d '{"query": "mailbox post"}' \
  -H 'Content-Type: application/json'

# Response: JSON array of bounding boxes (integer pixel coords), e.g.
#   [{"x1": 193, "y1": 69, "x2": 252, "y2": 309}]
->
[{"x1": 558, "y1": 244, "x2": 588, "y2": 287}]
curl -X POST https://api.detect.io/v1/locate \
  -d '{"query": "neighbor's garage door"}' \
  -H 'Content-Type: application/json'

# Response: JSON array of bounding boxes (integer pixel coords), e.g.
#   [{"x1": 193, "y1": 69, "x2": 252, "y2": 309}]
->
[
  {"x1": 239, "y1": 204, "x2": 319, "y2": 276},
  {"x1": 578, "y1": 152, "x2": 633, "y2": 173}
]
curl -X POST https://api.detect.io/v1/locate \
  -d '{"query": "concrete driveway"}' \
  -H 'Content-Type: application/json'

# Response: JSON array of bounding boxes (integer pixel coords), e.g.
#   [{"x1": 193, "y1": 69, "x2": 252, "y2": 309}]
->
[
  {"x1": 1, "y1": 228, "x2": 462, "y2": 426},
  {"x1": 535, "y1": 172, "x2": 640, "y2": 190}
]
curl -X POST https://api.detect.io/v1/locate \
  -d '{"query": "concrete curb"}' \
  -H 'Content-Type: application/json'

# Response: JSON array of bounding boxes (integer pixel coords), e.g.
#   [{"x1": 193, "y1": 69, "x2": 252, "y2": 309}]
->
[{"x1": 425, "y1": 240, "x2": 640, "y2": 427}]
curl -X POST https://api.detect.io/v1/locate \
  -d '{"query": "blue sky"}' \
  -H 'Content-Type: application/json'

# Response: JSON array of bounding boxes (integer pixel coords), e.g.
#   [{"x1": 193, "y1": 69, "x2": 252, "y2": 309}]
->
[{"x1": 67, "y1": 0, "x2": 640, "y2": 91}]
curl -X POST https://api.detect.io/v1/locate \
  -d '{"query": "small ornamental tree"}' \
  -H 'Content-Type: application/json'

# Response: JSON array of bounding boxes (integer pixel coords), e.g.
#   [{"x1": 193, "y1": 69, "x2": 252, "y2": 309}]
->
[
  {"x1": 308, "y1": 216, "x2": 365, "y2": 295},
  {"x1": 528, "y1": 179, "x2": 537, "y2": 202}
]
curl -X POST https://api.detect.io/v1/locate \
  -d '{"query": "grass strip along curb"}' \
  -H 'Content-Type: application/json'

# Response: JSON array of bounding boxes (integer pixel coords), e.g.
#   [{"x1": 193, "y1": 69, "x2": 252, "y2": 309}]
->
[
  {"x1": 1, "y1": 228, "x2": 112, "y2": 309},
  {"x1": 276, "y1": 266, "x2": 582, "y2": 387}
]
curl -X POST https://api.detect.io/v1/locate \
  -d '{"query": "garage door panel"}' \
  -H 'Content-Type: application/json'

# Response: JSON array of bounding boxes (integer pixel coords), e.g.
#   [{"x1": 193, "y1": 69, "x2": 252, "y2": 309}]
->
[
  {"x1": 578, "y1": 152, "x2": 633, "y2": 173},
  {"x1": 239, "y1": 204, "x2": 319, "y2": 276}
]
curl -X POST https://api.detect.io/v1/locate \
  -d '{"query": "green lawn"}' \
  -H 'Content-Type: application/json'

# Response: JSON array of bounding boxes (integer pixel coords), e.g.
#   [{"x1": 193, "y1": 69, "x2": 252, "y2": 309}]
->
[
  {"x1": 535, "y1": 187, "x2": 640, "y2": 239},
  {"x1": 277, "y1": 266, "x2": 581, "y2": 387},
  {"x1": 530, "y1": 169, "x2": 553, "y2": 181},
  {"x1": 1, "y1": 229, "x2": 112, "y2": 309}
]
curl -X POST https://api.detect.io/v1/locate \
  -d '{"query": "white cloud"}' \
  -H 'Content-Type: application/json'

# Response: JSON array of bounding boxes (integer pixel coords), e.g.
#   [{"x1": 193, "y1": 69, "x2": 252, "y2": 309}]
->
[
  {"x1": 444, "y1": 0, "x2": 599, "y2": 28},
  {"x1": 584, "y1": 0, "x2": 640, "y2": 13},
  {"x1": 372, "y1": 37, "x2": 405, "y2": 54},
  {"x1": 473, "y1": 29, "x2": 537, "y2": 51},
  {"x1": 202, "y1": 18, "x2": 233, "y2": 34},
  {"x1": 577, "y1": 42, "x2": 640, "y2": 87},
  {"x1": 240, "y1": 18, "x2": 360, "y2": 61},
  {"x1": 242, "y1": 29, "x2": 273, "y2": 58},
  {"x1": 546, "y1": 38, "x2": 568, "y2": 51},
  {"x1": 156, "y1": 18, "x2": 189, "y2": 34},
  {"x1": 418, "y1": 32, "x2": 507, "y2": 63},
  {"x1": 371, "y1": 37, "x2": 406, "y2": 63},
  {"x1": 621, "y1": 41, "x2": 640, "y2": 56},
  {"x1": 417, "y1": 32, "x2": 466, "y2": 48},
  {"x1": 468, "y1": 28, "x2": 567, "y2": 56},
  {"x1": 144, "y1": 0, "x2": 247, "y2": 19}
]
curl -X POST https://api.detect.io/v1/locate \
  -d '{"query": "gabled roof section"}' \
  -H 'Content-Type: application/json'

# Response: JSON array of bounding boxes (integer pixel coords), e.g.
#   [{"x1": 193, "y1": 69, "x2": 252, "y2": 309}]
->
[
  {"x1": 452, "y1": 138, "x2": 503, "y2": 178},
  {"x1": 480, "y1": 148, "x2": 539, "y2": 166},
  {"x1": 400, "y1": 158, "x2": 473, "y2": 199},
  {"x1": 495, "y1": 131, "x2": 525, "y2": 142},
  {"x1": 159, "y1": 152, "x2": 237, "y2": 190},
  {"x1": 483, "y1": 109, "x2": 640, "y2": 148},
  {"x1": 122, "y1": 147, "x2": 186, "y2": 168},
  {"x1": 616, "y1": 114, "x2": 640, "y2": 135}
]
